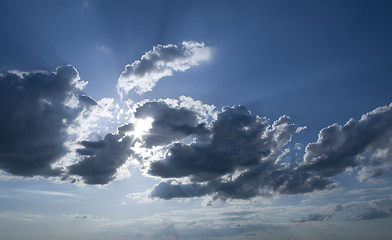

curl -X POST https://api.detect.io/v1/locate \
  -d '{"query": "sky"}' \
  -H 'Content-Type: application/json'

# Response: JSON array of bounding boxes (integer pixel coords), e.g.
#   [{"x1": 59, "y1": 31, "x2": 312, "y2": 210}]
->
[{"x1": 1, "y1": 0, "x2": 392, "y2": 239}]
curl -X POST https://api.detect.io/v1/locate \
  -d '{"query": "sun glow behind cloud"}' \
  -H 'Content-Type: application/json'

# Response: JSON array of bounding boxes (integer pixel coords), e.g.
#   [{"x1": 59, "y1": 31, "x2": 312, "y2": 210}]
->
[{"x1": 131, "y1": 117, "x2": 154, "y2": 141}]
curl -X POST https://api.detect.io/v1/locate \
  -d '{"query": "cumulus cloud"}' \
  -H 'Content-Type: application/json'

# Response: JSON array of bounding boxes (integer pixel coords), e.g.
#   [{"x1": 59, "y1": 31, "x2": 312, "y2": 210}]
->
[
  {"x1": 149, "y1": 105, "x2": 277, "y2": 181},
  {"x1": 134, "y1": 101, "x2": 209, "y2": 148},
  {"x1": 301, "y1": 103, "x2": 392, "y2": 179},
  {"x1": 117, "y1": 41, "x2": 212, "y2": 95},
  {"x1": 67, "y1": 123, "x2": 135, "y2": 184},
  {"x1": 0, "y1": 66, "x2": 89, "y2": 177},
  {"x1": 148, "y1": 104, "x2": 334, "y2": 200},
  {"x1": 3, "y1": 47, "x2": 392, "y2": 206}
]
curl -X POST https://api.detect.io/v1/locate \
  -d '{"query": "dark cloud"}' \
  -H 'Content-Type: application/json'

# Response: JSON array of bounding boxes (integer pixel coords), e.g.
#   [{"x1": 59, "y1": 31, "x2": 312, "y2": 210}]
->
[
  {"x1": 149, "y1": 105, "x2": 275, "y2": 181},
  {"x1": 148, "y1": 105, "x2": 335, "y2": 200},
  {"x1": 0, "y1": 66, "x2": 87, "y2": 177},
  {"x1": 301, "y1": 103, "x2": 392, "y2": 178},
  {"x1": 67, "y1": 123, "x2": 135, "y2": 184},
  {"x1": 150, "y1": 163, "x2": 334, "y2": 200},
  {"x1": 78, "y1": 94, "x2": 97, "y2": 106},
  {"x1": 134, "y1": 101, "x2": 208, "y2": 147},
  {"x1": 150, "y1": 181, "x2": 212, "y2": 200}
]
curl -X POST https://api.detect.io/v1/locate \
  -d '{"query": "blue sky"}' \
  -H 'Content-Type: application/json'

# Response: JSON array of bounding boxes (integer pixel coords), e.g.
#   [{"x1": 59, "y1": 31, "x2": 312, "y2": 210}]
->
[{"x1": 1, "y1": 0, "x2": 392, "y2": 239}]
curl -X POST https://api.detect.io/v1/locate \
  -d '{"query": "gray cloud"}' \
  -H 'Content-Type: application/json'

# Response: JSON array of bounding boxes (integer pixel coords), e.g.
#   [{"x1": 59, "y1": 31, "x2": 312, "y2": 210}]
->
[
  {"x1": 150, "y1": 181, "x2": 212, "y2": 200},
  {"x1": 291, "y1": 213, "x2": 331, "y2": 223},
  {"x1": 117, "y1": 41, "x2": 211, "y2": 95},
  {"x1": 134, "y1": 101, "x2": 208, "y2": 148},
  {"x1": 345, "y1": 198, "x2": 392, "y2": 221},
  {"x1": 149, "y1": 105, "x2": 276, "y2": 181},
  {"x1": 0, "y1": 66, "x2": 88, "y2": 177},
  {"x1": 349, "y1": 207, "x2": 390, "y2": 221},
  {"x1": 150, "y1": 163, "x2": 334, "y2": 200},
  {"x1": 67, "y1": 123, "x2": 135, "y2": 184},
  {"x1": 292, "y1": 199, "x2": 392, "y2": 224},
  {"x1": 301, "y1": 103, "x2": 392, "y2": 178},
  {"x1": 148, "y1": 105, "x2": 335, "y2": 200}
]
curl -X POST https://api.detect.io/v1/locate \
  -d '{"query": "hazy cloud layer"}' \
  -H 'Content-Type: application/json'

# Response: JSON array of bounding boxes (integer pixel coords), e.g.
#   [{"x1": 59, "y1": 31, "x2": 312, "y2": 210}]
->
[
  {"x1": 302, "y1": 103, "x2": 392, "y2": 179},
  {"x1": 292, "y1": 198, "x2": 392, "y2": 223},
  {"x1": 0, "y1": 66, "x2": 88, "y2": 177},
  {"x1": 345, "y1": 198, "x2": 392, "y2": 221},
  {"x1": 117, "y1": 41, "x2": 211, "y2": 95}
]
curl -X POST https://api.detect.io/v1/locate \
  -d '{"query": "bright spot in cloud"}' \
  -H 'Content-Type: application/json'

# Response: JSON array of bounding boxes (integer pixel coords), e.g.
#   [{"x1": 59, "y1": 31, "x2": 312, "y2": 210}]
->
[{"x1": 132, "y1": 117, "x2": 154, "y2": 140}]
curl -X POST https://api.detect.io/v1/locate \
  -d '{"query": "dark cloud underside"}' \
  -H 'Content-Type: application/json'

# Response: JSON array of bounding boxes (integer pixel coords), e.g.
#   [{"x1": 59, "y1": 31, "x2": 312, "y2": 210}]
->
[
  {"x1": 0, "y1": 66, "x2": 86, "y2": 177},
  {"x1": 68, "y1": 124, "x2": 135, "y2": 184},
  {"x1": 149, "y1": 105, "x2": 334, "y2": 200},
  {"x1": 302, "y1": 103, "x2": 392, "y2": 179},
  {"x1": 134, "y1": 101, "x2": 208, "y2": 147}
]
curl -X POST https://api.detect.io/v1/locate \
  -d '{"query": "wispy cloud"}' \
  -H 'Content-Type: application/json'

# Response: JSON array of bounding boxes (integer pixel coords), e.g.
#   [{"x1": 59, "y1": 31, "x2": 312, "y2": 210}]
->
[
  {"x1": 16, "y1": 189, "x2": 75, "y2": 197},
  {"x1": 68, "y1": 213, "x2": 107, "y2": 221},
  {"x1": 0, "y1": 212, "x2": 44, "y2": 222}
]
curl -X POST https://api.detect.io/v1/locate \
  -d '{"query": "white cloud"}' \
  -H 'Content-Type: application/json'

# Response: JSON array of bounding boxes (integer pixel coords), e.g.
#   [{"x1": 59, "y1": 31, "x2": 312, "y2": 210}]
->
[
  {"x1": 295, "y1": 126, "x2": 307, "y2": 133},
  {"x1": 117, "y1": 41, "x2": 212, "y2": 96}
]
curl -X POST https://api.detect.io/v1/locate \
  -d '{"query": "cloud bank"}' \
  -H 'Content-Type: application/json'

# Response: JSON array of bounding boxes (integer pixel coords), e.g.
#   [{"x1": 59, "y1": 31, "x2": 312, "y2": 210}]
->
[
  {"x1": 117, "y1": 41, "x2": 211, "y2": 95},
  {"x1": 1, "y1": 41, "x2": 392, "y2": 203}
]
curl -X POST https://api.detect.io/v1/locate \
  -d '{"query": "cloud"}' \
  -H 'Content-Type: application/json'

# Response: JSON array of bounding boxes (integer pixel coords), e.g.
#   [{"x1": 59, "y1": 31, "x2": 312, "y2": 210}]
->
[
  {"x1": 149, "y1": 105, "x2": 278, "y2": 181},
  {"x1": 292, "y1": 198, "x2": 392, "y2": 224},
  {"x1": 117, "y1": 41, "x2": 211, "y2": 95},
  {"x1": 150, "y1": 164, "x2": 334, "y2": 200},
  {"x1": 67, "y1": 123, "x2": 135, "y2": 184},
  {"x1": 148, "y1": 104, "x2": 334, "y2": 200},
  {"x1": 0, "y1": 66, "x2": 89, "y2": 177},
  {"x1": 134, "y1": 101, "x2": 209, "y2": 148},
  {"x1": 69, "y1": 214, "x2": 107, "y2": 221},
  {"x1": 301, "y1": 103, "x2": 392, "y2": 178},
  {"x1": 349, "y1": 207, "x2": 390, "y2": 221},
  {"x1": 150, "y1": 181, "x2": 212, "y2": 200},
  {"x1": 345, "y1": 198, "x2": 392, "y2": 221},
  {"x1": 16, "y1": 189, "x2": 75, "y2": 197},
  {"x1": 0, "y1": 212, "x2": 44, "y2": 222},
  {"x1": 2, "y1": 47, "x2": 391, "y2": 207},
  {"x1": 291, "y1": 213, "x2": 331, "y2": 223}
]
